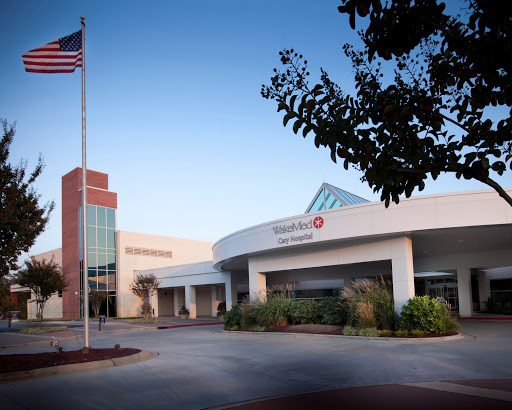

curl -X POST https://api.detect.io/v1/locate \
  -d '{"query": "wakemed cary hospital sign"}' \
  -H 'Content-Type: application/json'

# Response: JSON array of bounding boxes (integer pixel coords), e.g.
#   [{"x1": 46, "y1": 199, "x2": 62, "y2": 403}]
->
[{"x1": 274, "y1": 216, "x2": 324, "y2": 245}]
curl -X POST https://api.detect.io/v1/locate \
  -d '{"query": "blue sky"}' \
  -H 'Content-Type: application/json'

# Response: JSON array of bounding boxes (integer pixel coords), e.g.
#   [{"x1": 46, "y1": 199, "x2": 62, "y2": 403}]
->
[{"x1": 2, "y1": 0, "x2": 511, "y2": 259}]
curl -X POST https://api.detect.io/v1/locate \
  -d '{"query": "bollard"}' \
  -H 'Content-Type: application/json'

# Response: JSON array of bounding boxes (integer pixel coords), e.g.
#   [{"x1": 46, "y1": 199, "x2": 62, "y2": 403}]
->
[{"x1": 98, "y1": 315, "x2": 106, "y2": 331}]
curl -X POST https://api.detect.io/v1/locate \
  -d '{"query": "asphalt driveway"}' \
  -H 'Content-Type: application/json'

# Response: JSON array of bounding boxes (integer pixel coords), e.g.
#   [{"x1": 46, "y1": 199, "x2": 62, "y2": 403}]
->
[{"x1": 0, "y1": 320, "x2": 511, "y2": 409}]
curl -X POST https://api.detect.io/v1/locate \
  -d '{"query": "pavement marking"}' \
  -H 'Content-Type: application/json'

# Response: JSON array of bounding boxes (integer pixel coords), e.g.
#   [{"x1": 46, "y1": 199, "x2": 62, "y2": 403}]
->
[{"x1": 402, "y1": 381, "x2": 512, "y2": 402}]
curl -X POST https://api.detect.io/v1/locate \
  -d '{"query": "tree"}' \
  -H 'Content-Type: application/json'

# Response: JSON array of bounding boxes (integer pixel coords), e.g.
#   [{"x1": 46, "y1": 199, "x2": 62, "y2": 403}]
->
[
  {"x1": 130, "y1": 273, "x2": 160, "y2": 319},
  {"x1": 261, "y1": 0, "x2": 512, "y2": 207},
  {"x1": 15, "y1": 258, "x2": 68, "y2": 326},
  {"x1": 0, "y1": 276, "x2": 14, "y2": 317},
  {"x1": 88, "y1": 289, "x2": 111, "y2": 318},
  {"x1": 0, "y1": 119, "x2": 55, "y2": 277}
]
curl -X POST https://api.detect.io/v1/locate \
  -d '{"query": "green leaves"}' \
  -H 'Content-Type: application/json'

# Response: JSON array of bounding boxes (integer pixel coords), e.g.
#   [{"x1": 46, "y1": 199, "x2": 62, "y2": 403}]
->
[{"x1": 262, "y1": 0, "x2": 512, "y2": 208}]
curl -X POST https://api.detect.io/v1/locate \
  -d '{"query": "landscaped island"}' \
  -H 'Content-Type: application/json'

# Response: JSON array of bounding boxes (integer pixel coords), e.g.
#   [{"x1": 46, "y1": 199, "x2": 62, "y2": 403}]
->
[{"x1": 223, "y1": 278, "x2": 459, "y2": 338}]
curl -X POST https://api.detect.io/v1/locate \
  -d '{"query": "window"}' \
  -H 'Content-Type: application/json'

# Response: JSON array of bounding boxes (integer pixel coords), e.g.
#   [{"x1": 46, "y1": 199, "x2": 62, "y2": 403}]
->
[{"x1": 79, "y1": 205, "x2": 117, "y2": 295}]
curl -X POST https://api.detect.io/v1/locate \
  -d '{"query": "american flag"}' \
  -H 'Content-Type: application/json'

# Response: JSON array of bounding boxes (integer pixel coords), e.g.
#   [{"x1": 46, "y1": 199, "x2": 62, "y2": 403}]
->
[{"x1": 22, "y1": 31, "x2": 82, "y2": 73}]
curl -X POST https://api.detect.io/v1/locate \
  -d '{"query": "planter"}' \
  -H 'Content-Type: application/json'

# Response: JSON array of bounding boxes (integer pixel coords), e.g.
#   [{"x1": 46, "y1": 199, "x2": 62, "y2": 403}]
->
[{"x1": 180, "y1": 314, "x2": 189, "y2": 320}]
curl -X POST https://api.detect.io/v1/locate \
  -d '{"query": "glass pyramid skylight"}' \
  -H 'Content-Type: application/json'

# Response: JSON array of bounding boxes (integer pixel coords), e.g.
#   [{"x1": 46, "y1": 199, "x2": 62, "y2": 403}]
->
[{"x1": 305, "y1": 183, "x2": 369, "y2": 213}]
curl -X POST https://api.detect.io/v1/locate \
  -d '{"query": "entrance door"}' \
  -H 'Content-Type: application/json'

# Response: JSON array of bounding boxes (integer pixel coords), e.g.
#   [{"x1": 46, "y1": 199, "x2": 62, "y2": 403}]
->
[{"x1": 426, "y1": 284, "x2": 459, "y2": 311}]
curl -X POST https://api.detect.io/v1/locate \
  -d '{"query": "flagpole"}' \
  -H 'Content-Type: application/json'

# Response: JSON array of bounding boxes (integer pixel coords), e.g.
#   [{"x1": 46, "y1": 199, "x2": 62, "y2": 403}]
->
[{"x1": 81, "y1": 15, "x2": 90, "y2": 348}]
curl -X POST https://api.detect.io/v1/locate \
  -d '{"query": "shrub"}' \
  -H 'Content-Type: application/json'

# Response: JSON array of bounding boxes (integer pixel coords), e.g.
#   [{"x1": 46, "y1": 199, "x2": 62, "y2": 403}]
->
[
  {"x1": 240, "y1": 297, "x2": 259, "y2": 330},
  {"x1": 483, "y1": 295, "x2": 512, "y2": 315},
  {"x1": 318, "y1": 296, "x2": 346, "y2": 325},
  {"x1": 358, "y1": 327, "x2": 381, "y2": 337},
  {"x1": 253, "y1": 294, "x2": 291, "y2": 328},
  {"x1": 400, "y1": 296, "x2": 448, "y2": 334},
  {"x1": 341, "y1": 276, "x2": 396, "y2": 330},
  {"x1": 343, "y1": 325, "x2": 358, "y2": 336},
  {"x1": 244, "y1": 325, "x2": 265, "y2": 332},
  {"x1": 380, "y1": 329, "x2": 392, "y2": 337},
  {"x1": 356, "y1": 276, "x2": 396, "y2": 329},
  {"x1": 217, "y1": 302, "x2": 226, "y2": 317},
  {"x1": 356, "y1": 301, "x2": 377, "y2": 328},
  {"x1": 287, "y1": 300, "x2": 320, "y2": 325},
  {"x1": 223, "y1": 304, "x2": 242, "y2": 329},
  {"x1": 395, "y1": 329, "x2": 409, "y2": 338},
  {"x1": 341, "y1": 288, "x2": 359, "y2": 327},
  {"x1": 411, "y1": 329, "x2": 425, "y2": 337},
  {"x1": 444, "y1": 316, "x2": 460, "y2": 332}
]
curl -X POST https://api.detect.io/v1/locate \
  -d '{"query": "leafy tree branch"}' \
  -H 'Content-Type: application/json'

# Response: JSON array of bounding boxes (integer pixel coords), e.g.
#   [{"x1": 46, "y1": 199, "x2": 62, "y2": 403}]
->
[{"x1": 262, "y1": 0, "x2": 511, "y2": 207}]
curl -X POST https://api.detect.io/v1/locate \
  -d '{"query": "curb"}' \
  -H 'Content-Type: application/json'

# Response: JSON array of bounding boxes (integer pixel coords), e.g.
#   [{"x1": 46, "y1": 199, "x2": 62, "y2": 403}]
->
[
  {"x1": 0, "y1": 350, "x2": 159, "y2": 383},
  {"x1": 222, "y1": 330, "x2": 464, "y2": 343}
]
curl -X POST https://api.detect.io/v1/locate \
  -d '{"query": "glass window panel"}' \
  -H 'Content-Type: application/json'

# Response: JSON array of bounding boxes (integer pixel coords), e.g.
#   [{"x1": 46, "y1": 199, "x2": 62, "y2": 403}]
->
[
  {"x1": 107, "y1": 208, "x2": 115, "y2": 228},
  {"x1": 87, "y1": 205, "x2": 96, "y2": 226},
  {"x1": 87, "y1": 226, "x2": 96, "y2": 248},
  {"x1": 107, "y1": 228, "x2": 115, "y2": 249},
  {"x1": 97, "y1": 227, "x2": 107, "y2": 248},
  {"x1": 108, "y1": 273, "x2": 116, "y2": 290},
  {"x1": 88, "y1": 279, "x2": 97, "y2": 291},
  {"x1": 325, "y1": 194, "x2": 337, "y2": 209},
  {"x1": 107, "y1": 254, "x2": 116, "y2": 270},
  {"x1": 336, "y1": 189, "x2": 354, "y2": 205},
  {"x1": 97, "y1": 206, "x2": 106, "y2": 227},
  {"x1": 78, "y1": 207, "x2": 83, "y2": 251},
  {"x1": 307, "y1": 189, "x2": 325, "y2": 213},
  {"x1": 315, "y1": 189, "x2": 326, "y2": 211},
  {"x1": 87, "y1": 252, "x2": 97, "y2": 269},
  {"x1": 339, "y1": 188, "x2": 357, "y2": 205},
  {"x1": 97, "y1": 253, "x2": 106, "y2": 270},
  {"x1": 98, "y1": 270, "x2": 107, "y2": 290},
  {"x1": 329, "y1": 198, "x2": 341, "y2": 209}
]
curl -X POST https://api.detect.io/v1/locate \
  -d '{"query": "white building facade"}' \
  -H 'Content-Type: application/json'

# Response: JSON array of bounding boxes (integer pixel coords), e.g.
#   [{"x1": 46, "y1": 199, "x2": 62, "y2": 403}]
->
[{"x1": 146, "y1": 187, "x2": 512, "y2": 319}]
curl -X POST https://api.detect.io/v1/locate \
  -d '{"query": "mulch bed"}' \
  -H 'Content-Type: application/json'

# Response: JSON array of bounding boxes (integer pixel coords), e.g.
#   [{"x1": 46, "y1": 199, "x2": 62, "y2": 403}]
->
[
  {"x1": 0, "y1": 348, "x2": 141, "y2": 374},
  {"x1": 264, "y1": 324, "x2": 458, "y2": 338}
]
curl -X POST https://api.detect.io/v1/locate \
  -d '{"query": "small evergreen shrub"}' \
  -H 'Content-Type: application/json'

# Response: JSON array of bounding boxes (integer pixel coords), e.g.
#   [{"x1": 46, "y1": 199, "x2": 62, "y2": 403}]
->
[
  {"x1": 380, "y1": 329, "x2": 392, "y2": 337},
  {"x1": 358, "y1": 327, "x2": 381, "y2": 337},
  {"x1": 411, "y1": 329, "x2": 425, "y2": 337},
  {"x1": 245, "y1": 325, "x2": 265, "y2": 332},
  {"x1": 287, "y1": 300, "x2": 320, "y2": 325},
  {"x1": 318, "y1": 297, "x2": 346, "y2": 325},
  {"x1": 343, "y1": 325, "x2": 358, "y2": 336},
  {"x1": 400, "y1": 296, "x2": 448, "y2": 334},
  {"x1": 395, "y1": 329, "x2": 409, "y2": 337},
  {"x1": 223, "y1": 304, "x2": 242, "y2": 329}
]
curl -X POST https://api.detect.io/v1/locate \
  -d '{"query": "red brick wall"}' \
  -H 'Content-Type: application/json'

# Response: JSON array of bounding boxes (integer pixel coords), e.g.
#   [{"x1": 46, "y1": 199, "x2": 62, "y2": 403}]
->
[{"x1": 61, "y1": 168, "x2": 117, "y2": 318}]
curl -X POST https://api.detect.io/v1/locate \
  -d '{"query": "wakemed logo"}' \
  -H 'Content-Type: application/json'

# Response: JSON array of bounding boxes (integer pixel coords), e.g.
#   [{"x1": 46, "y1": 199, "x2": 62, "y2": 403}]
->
[{"x1": 274, "y1": 216, "x2": 324, "y2": 245}]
